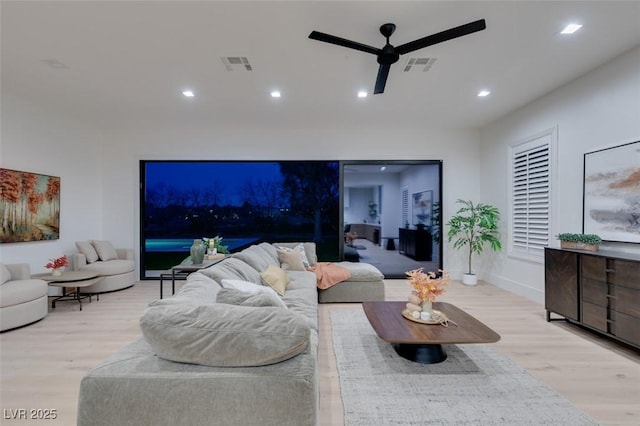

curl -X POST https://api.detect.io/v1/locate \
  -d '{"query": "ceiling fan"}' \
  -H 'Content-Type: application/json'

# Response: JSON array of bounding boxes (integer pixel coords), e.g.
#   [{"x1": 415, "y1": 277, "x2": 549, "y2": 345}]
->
[{"x1": 308, "y1": 19, "x2": 486, "y2": 94}]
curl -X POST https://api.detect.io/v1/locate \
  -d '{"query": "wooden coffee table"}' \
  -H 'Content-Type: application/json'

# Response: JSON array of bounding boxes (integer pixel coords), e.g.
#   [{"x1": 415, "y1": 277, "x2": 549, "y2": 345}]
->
[{"x1": 362, "y1": 301, "x2": 500, "y2": 364}]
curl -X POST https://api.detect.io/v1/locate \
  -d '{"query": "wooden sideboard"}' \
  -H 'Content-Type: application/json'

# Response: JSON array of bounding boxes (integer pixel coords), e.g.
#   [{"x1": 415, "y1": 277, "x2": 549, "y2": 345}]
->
[
  {"x1": 545, "y1": 247, "x2": 640, "y2": 349},
  {"x1": 398, "y1": 228, "x2": 432, "y2": 261},
  {"x1": 349, "y1": 224, "x2": 380, "y2": 245}
]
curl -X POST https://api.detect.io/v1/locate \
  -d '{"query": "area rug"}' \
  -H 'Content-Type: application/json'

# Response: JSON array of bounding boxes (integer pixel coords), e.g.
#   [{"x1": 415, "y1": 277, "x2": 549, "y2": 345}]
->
[{"x1": 331, "y1": 310, "x2": 599, "y2": 426}]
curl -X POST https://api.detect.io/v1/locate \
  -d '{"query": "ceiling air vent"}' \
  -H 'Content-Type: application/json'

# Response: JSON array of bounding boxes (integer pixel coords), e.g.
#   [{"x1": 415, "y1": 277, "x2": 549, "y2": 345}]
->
[
  {"x1": 221, "y1": 57, "x2": 252, "y2": 71},
  {"x1": 403, "y1": 57, "x2": 437, "y2": 72}
]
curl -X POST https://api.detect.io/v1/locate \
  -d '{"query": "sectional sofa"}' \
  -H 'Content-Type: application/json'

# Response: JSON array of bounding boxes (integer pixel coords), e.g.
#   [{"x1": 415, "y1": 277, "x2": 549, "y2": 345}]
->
[{"x1": 77, "y1": 242, "x2": 384, "y2": 426}]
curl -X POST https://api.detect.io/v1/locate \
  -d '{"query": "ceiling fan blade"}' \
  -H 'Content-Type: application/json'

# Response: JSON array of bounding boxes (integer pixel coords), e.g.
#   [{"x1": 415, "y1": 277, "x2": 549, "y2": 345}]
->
[
  {"x1": 373, "y1": 63, "x2": 391, "y2": 94},
  {"x1": 396, "y1": 19, "x2": 486, "y2": 55},
  {"x1": 309, "y1": 31, "x2": 381, "y2": 56}
]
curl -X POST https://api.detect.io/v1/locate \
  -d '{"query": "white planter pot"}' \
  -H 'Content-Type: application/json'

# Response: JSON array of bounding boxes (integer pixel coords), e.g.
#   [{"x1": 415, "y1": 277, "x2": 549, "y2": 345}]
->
[{"x1": 462, "y1": 273, "x2": 477, "y2": 286}]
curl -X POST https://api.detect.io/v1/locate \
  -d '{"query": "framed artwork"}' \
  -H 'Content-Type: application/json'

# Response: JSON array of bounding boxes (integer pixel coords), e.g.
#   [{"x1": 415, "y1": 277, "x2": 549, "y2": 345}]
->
[
  {"x1": 0, "y1": 168, "x2": 60, "y2": 243},
  {"x1": 583, "y1": 140, "x2": 640, "y2": 243},
  {"x1": 412, "y1": 190, "x2": 432, "y2": 226}
]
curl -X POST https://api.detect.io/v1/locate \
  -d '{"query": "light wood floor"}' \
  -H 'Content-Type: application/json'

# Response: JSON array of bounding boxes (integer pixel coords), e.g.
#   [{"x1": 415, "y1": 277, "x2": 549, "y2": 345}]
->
[{"x1": 1, "y1": 279, "x2": 638, "y2": 425}]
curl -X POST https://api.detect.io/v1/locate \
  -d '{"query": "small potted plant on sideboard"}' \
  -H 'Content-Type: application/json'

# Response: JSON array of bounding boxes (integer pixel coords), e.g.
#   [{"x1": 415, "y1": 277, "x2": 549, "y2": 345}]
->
[{"x1": 556, "y1": 233, "x2": 602, "y2": 251}]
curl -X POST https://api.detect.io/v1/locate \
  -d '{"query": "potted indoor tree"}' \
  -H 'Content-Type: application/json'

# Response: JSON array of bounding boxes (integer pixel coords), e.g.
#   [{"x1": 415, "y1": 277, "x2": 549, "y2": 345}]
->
[{"x1": 446, "y1": 199, "x2": 502, "y2": 286}]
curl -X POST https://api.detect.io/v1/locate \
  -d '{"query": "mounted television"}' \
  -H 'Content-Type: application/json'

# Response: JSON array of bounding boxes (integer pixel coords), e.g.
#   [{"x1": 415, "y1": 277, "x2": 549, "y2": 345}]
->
[{"x1": 140, "y1": 160, "x2": 341, "y2": 278}]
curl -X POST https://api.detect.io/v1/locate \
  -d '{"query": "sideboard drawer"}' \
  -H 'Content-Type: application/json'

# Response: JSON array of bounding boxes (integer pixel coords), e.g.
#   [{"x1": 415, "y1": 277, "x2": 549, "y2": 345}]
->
[
  {"x1": 582, "y1": 278, "x2": 607, "y2": 307},
  {"x1": 615, "y1": 311, "x2": 640, "y2": 347},
  {"x1": 581, "y1": 301, "x2": 608, "y2": 332},
  {"x1": 609, "y1": 259, "x2": 640, "y2": 289},
  {"x1": 615, "y1": 286, "x2": 640, "y2": 318}
]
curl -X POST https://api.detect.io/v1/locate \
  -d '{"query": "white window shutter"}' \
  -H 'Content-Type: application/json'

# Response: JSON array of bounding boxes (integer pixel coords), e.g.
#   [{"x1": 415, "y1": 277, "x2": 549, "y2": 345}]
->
[
  {"x1": 509, "y1": 130, "x2": 553, "y2": 260},
  {"x1": 401, "y1": 187, "x2": 409, "y2": 227}
]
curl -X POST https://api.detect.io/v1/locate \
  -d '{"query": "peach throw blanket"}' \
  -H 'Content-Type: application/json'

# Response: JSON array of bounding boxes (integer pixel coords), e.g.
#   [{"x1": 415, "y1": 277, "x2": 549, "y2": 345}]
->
[{"x1": 309, "y1": 262, "x2": 351, "y2": 290}]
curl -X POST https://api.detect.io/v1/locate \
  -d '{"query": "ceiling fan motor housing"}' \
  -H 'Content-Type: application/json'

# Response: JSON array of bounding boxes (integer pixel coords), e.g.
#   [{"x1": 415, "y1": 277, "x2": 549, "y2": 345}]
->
[{"x1": 378, "y1": 44, "x2": 400, "y2": 65}]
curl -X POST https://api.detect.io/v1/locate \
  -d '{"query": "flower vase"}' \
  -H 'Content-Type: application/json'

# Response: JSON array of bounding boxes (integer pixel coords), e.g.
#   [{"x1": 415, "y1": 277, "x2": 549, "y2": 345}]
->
[
  {"x1": 51, "y1": 269, "x2": 62, "y2": 277},
  {"x1": 190, "y1": 239, "x2": 206, "y2": 264},
  {"x1": 421, "y1": 300, "x2": 432, "y2": 315}
]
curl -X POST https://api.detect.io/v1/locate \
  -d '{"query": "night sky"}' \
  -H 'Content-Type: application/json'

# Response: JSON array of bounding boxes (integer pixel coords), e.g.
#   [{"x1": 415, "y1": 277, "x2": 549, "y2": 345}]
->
[
  {"x1": 144, "y1": 161, "x2": 283, "y2": 206},
  {"x1": 146, "y1": 161, "x2": 282, "y2": 188}
]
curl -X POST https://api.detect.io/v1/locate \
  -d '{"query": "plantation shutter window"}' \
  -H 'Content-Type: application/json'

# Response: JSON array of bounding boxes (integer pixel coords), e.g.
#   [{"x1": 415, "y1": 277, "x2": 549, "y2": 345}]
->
[
  {"x1": 401, "y1": 187, "x2": 409, "y2": 227},
  {"x1": 510, "y1": 131, "x2": 553, "y2": 259}
]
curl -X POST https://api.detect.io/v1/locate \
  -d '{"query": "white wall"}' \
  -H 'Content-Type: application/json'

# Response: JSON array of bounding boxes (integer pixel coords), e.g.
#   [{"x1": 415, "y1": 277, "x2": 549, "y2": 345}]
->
[
  {"x1": 107, "y1": 126, "x2": 479, "y2": 275},
  {"x1": 344, "y1": 171, "x2": 400, "y2": 237},
  {"x1": 479, "y1": 46, "x2": 640, "y2": 303},
  {"x1": 0, "y1": 94, "x2": 103, "y2": 273},
  {"x1": 5, "y1": 47, "x2": 637, "y2": 295},
  {"x1": 2, "y1": 100, "x2": 481, "y2": 279}
]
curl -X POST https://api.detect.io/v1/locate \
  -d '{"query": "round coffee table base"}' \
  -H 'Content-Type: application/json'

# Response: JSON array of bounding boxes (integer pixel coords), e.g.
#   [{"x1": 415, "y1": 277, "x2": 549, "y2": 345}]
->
[{"x1": 393, "y1": 343, "x2": 447, "y2": 364}]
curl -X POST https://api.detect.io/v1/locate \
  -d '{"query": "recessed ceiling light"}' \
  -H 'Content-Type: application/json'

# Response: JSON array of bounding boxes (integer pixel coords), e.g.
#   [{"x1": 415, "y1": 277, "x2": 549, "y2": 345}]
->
[
  {"x1": 270, "y1": 91, "x2": 281, "y2": 98},
  {"x1": 182, "y1": 90, "x2": 194, "y2": 97},
  {"x1": 380, "y1": 166, "x2": 386, "y2": 171},
  {"x1": 357, "y1": 91, "x2": 368, "y2": 98},
  {"x1": 561, "y1": 23, "x2": 582, "y2": 34},
  {"x1": 477, "y1": 90, "x2": 491, "y2": 97}
]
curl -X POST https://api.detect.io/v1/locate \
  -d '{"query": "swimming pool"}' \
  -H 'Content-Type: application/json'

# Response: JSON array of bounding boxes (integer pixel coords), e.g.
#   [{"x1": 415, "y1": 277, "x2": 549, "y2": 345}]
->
[{"x1": 145, "y1": 237, "x2": 260, "y2": 252}]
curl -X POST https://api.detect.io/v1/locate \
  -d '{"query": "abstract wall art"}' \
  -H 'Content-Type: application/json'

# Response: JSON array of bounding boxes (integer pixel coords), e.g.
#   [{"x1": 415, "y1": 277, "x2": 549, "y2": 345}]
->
[
  {"x1": 412, "y1": 190, "x2": 433, "y2": 227},
  {"x1": 583, "y1": 141, "x2": 640, "y2": 243},
  {"x1": 0, "y1": 168, "x2": 60, "y2": 243}
]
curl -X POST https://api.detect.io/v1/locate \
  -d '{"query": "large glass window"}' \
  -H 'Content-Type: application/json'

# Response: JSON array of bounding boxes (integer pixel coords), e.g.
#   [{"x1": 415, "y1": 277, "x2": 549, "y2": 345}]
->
[{"x1": 140, "y1": 161, "x2": 340, "y2": 278}]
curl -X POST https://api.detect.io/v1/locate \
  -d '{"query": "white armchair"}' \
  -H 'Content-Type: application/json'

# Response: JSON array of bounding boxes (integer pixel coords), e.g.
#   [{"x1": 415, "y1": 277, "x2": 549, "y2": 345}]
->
[{"x1": 1, "y1": 263, "x2": 48, "y2": 332}]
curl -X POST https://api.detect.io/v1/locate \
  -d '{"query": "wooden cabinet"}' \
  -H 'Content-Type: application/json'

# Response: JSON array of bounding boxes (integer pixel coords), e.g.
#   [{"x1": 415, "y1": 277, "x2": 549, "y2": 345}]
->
[
  {"x1": 349, "y1": 224, "x2": 380, "y2": 245},
  {"x1": 398, "y1": 228, "x2": 432, "y2": 261},
  {"x1": 544, "y1": 248, "x2": 579, "y2": 321},
  {"x1": 544, "y1": 248, "x2": 640, "y2": 349}
]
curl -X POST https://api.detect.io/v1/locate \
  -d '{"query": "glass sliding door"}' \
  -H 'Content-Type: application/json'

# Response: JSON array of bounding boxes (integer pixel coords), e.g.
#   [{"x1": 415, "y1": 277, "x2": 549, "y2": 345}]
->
[{"x1": 342, "y1": 160, "x2": 442, "y2": 278}]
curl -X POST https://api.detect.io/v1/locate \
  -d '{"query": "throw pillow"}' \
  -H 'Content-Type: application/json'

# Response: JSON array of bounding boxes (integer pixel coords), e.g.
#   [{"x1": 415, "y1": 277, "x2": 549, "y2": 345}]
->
[
  {"x1": 221, "y1": 278, "x2": 286, "y2": 304},
  {"x1": 1, "y1": 264, "x2": 11, "y2": 285},
  {"x1": 277, "y1": 243, "x2": 311, "y2": 269},
  {"x1": 277, "y1": 247, "x2": 306, "y2": 271},
  {"x1": 140, "y1": 303, "x2": 310, "y2": 367},
  {"x1": 91, "y1": 240, "x2": 118, "y2": 261},
  {"x1": 216, "y1": 288, "x2": 287, "y2": 309},
  {"x1": 76, "y1": 241, "x2": 99, "y2": 264},
  {"x1": 260, "y1": 265, "x2": 290, "y2": 296}
]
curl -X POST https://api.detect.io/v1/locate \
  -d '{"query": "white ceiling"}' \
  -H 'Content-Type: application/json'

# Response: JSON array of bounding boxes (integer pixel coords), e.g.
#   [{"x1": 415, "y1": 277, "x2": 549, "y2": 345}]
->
[{"x1": 2, "y1": 1, "x2": 639, "y2": 131}]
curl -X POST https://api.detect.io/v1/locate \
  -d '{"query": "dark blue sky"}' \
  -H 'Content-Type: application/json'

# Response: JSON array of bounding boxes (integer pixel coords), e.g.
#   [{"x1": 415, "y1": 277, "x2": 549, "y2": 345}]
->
[{"x1": 145, "y1": 162, "x2": 282, "y2": 190}]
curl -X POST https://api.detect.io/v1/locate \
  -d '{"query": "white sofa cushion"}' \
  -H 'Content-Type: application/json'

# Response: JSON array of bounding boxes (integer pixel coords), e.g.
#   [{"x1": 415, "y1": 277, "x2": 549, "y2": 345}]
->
[
  {"x1": 140, "y1": 303, "x2": 310, "y2": 367},
  {"x1": 199, "y1": 258, "x2": 262, "y2": 285},
  {"x1": 1, "y1": 264, "x2": 11, "y2": 285},
  {"x1": 76, "y1": 241, "x2": 99, "y2": 264},
  {"x1": 336, "y1": 261, "x2": 385, "y2": 282},
  {"x1": 216, "y1": 288, "x2": 287, "y2": 308},
  {"x1": 91, "y1": 240, "x2": 118, "y2": 261},
  {"x1": 82, "y1": 259, "x2": 135, "y2": 276},
  {"x1": 221, "y1": 278, "x2": 286, "y2": 308},
  {"x1": 233, "y1": 244, "x2": 279, "y2": 273}
]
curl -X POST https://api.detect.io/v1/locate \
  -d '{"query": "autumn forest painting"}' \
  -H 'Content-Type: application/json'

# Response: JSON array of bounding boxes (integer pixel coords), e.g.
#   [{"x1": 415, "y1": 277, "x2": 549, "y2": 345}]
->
[{"x1": 0, "y1": 168, "x2": 60, "y2": 243}]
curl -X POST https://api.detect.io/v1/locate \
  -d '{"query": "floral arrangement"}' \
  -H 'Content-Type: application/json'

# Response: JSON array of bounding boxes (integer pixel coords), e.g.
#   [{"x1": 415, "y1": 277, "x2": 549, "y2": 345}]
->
[
  {"x1": 405, "y1": 268, "x2": 450, "y2": 303},
  {"x1": 45, "y1": 255, "x2": 68, "y2": 271},
  {"x1": 202, "y1": 235, "x2": 229, "y2": 254}
]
